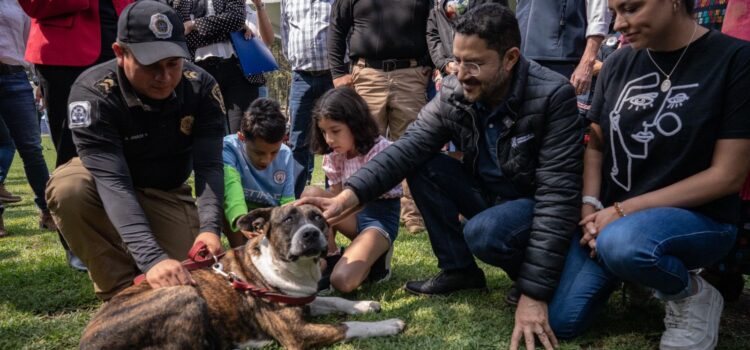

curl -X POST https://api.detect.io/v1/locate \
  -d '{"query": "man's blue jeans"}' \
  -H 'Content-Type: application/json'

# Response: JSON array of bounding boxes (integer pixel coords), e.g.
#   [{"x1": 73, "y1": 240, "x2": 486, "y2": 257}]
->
[
  {"x1": 548, "y1": 207, "x2": 737, "y2": 339},
  {"x1": 0, "y1": 71, "x2": 50, "y2": 210},
  {"x1": 407, "y1": 154, "x2": 535, "y2": 277},
  {"x1": 0, "y1": 117, "x2": 15, "y2": 183},
  {"x1": 288, "y1": 71, "x2": 333, "y2": 197}
]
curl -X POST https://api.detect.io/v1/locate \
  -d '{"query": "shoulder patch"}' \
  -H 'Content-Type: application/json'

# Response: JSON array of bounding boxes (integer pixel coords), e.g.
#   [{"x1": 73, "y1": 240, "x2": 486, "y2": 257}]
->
[
  {"x1": 68, "y1": 101, "x2": 92, "y2": 129},
  {"x1": 95, "y1": 77, "x2": 116, "y2": 95},
  {"x1": 183, "y1": 70, "x2": 199, "y2": 81},
  {"x1": 211, "y1": 84, "x2": 226, "y2": 115},
  {"x1": 273, "y1": 170, "x2": 287, "y2": 184}
]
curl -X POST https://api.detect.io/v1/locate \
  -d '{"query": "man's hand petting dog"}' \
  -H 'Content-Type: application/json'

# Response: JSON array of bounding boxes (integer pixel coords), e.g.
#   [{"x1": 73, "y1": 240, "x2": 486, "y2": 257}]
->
[{"x1": 295, "y1": 188, "x2": 360, "y2": 225}]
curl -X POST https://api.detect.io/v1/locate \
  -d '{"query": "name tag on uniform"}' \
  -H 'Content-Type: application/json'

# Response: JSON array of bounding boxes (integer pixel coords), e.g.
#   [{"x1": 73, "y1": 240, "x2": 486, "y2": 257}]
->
[{"x1": 68, "y1": 101, "x2": 92, "y2": 129}]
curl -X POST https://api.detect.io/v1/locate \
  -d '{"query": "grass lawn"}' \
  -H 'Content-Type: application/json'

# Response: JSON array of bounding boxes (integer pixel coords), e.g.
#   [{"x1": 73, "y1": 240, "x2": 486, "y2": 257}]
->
[{"x1": 1, "y1": 136, "x2": 749, "y2": 349}]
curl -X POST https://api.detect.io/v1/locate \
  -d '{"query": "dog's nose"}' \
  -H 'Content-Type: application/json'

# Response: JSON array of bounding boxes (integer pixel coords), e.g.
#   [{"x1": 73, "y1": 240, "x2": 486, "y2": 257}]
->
[{"x1": 301, "y1": 228, "x2": 321, "y2": 242}]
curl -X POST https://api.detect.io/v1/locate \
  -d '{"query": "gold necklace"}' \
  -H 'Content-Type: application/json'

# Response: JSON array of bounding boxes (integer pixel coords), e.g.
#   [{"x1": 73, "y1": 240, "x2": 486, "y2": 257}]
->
[{"x1": 645, "y1": 22, "x2": 699, "y2": 92}]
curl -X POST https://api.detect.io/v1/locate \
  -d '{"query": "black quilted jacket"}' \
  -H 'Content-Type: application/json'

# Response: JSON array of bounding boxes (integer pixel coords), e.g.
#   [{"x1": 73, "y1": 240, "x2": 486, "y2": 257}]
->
[{"x1": 345, "y1": 57, "x2": 584, "y2": 301}]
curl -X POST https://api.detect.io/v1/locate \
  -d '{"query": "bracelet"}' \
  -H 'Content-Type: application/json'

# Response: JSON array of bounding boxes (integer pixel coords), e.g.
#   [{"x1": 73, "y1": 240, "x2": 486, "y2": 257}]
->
[
  {"x1": 582, "y1": 196, "x2": 604, "y2": 210},
  {"x1": 613, "y1": 202, "x2": 626, "y2": 217}
]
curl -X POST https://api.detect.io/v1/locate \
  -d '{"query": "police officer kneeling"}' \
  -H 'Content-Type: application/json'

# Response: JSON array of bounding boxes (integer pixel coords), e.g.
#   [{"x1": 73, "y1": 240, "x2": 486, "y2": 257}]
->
[{"x1": 46, "y1": 1, "x2": 226, "y2": 301}]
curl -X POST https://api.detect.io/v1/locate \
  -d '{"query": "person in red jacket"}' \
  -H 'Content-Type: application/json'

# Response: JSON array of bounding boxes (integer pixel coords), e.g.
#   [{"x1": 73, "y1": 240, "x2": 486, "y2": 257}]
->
[{"x1": 19, "y1": 0, "x2": 134, "y2": 271}]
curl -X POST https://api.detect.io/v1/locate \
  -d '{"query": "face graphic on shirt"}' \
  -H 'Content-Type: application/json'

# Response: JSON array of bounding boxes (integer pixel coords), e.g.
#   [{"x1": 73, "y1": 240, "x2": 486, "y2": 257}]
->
[
  {"x1": 317, "y1": 118, "x2": 356, "y2": 157},
  {"x1": 607, "y1": 71, "x2": 698, "y2": 191}
]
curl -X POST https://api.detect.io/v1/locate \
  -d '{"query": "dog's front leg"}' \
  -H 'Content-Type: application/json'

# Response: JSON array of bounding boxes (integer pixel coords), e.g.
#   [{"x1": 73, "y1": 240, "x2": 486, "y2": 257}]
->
[{"x1": 308, "y1": 297, "x2": 381, "y2": 316}]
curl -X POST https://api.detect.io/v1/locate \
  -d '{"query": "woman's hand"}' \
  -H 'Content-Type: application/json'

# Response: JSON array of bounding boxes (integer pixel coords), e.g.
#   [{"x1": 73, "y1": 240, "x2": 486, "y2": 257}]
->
[
  {"x1": 579, "y1": 206, "x2": 623, "y2": 257},
  {"x1": 243, "y1": 24, "x2": 255, "y2": 40}
]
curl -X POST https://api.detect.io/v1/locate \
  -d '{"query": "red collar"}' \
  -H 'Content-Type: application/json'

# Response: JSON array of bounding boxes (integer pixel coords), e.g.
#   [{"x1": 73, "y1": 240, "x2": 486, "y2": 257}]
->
[{"x1": 132, "y1": 242, "x2": 315, "y2": 305}]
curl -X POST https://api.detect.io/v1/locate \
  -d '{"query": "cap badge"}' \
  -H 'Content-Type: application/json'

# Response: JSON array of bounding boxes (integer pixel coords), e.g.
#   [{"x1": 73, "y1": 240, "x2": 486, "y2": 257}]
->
[{"x1": 149, "y1": 13, "x2": 173, "y2": 39}]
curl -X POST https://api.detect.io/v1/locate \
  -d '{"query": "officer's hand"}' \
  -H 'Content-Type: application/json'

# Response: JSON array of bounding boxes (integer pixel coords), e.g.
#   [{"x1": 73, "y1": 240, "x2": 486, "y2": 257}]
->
[
  {"x1": 145, "y1": 259, "x2": 195, "y2": 289},
  {"x1": 333, "y1": 74, "x2": 353, "y2": 88},
  {"x1": 194, "y1": 232, "x2": 224, "y2": 257}
]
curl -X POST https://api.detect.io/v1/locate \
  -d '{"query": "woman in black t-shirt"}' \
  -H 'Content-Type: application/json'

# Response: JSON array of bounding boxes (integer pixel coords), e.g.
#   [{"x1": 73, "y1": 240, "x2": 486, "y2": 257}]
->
[{"x1": 546, "y1": 0, "x2": 750, "y2": 348}]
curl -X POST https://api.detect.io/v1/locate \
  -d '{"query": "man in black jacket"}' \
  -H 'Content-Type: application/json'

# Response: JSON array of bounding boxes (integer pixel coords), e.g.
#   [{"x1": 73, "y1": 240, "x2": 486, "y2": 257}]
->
[{"x1": 300, "y1": 4, "x2": 582, "y2": 349}]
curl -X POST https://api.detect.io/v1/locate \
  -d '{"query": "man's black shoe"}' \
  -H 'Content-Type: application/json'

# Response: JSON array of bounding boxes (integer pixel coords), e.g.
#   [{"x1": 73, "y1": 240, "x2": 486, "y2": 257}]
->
[{"x1": 404, "y1": 268, "x2": 487, "y2": 295}]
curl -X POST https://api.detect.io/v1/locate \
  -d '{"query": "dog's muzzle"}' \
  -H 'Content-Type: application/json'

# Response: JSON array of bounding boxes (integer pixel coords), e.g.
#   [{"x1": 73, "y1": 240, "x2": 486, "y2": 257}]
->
[{"x1": 288, "y1": 224, "x2": 327, "y2": 260}]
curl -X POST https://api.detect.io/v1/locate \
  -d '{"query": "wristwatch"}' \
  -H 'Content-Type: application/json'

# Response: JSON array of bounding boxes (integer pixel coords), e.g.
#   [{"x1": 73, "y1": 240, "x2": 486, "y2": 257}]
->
[{"x1": 582, "y1": 196, "x2": 604, "y2": 211}]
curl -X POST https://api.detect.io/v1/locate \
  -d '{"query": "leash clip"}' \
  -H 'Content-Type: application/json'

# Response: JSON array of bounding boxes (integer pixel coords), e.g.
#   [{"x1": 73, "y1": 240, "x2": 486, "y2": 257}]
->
[{"x1": 211, "y1": 262, "x2": 229, "y2": 279}]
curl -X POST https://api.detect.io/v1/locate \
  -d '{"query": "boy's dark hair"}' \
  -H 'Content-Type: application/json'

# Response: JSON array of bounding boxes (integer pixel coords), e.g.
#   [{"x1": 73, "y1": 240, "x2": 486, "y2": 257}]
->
[
  {"x1": 309, "y1": 87, "x2": 380, "y2": 155},
  {"x1": 240, "y1": 98, "x2": 287, "y2": 143},
  {"x1": 454, "y1": 3, "x2": 520, "y2": 56}
]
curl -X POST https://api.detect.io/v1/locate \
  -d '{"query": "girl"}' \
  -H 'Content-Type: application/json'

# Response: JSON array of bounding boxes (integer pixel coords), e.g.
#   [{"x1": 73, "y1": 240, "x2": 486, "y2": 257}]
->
[
  {"x1": 302, "y1": 87, "x2": 402, "y2": 294},
  {"x1": 548, "y1": 0, "x2": 750, "y2": 348}
]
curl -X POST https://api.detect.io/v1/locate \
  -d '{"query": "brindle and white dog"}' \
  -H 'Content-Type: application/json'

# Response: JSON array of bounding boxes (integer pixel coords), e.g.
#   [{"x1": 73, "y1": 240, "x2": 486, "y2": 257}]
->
[{"x1": 80, "y1": 205, "x2": 405, "y2": 350}]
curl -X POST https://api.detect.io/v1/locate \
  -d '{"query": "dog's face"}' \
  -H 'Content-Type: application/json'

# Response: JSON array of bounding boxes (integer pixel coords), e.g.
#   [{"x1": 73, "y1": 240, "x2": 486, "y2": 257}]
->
[{"x1": 237, "y1": 205, "x2": 328, "y2": 262}]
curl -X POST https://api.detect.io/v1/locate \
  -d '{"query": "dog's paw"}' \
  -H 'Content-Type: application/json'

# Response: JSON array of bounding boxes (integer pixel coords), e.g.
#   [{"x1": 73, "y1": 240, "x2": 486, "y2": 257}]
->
[
  {"x1": 352, "y1": 300, "x2": 381, "y2": 314},
  {"x1": 343, "y1": 319, "x2": 406, "y2": 339},
  {"x1": 379, "y1": 318, "x2": 406, "y2": 335}
]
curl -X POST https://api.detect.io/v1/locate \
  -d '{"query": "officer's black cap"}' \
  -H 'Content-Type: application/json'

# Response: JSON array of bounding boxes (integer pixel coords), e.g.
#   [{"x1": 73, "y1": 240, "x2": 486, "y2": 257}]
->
[{"x1": 117, "y1": 1, "x2": 190, "y2": 65}]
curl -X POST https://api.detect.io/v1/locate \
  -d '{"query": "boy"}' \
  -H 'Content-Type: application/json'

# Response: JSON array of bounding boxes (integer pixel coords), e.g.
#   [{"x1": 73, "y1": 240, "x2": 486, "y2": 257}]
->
[{"x1": 223, "y1": 98, "x2": 296, "y2": 246}]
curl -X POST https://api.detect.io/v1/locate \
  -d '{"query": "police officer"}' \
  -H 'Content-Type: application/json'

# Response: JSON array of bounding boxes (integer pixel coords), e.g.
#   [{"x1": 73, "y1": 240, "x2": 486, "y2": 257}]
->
[{"x1": 45, "y1": 1, "x2": 226, "y2": 301}]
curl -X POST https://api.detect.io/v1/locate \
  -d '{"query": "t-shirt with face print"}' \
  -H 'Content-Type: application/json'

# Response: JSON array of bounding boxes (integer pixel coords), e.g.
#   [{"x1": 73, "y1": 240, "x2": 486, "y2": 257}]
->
[{"x1": 588, "y1": 30, "x2": 750, "y2": 224}]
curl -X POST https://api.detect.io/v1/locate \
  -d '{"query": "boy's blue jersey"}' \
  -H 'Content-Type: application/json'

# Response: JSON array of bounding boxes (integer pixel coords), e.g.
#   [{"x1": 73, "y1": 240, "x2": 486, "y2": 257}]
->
[{"x1": 222, "y1": 134, "x2": 296, "y2": 214}]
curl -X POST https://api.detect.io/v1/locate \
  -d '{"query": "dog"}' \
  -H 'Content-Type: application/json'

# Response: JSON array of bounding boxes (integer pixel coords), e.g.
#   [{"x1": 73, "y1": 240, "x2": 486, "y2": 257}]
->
[{"x1": 80, "y1": 204, "x2": 405, "y2": 350}]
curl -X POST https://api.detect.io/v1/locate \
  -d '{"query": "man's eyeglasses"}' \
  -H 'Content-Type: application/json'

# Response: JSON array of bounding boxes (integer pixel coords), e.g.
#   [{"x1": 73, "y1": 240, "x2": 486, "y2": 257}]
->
[{"x1": 457, "y1": 61, "x2": 481, "y2": 77}]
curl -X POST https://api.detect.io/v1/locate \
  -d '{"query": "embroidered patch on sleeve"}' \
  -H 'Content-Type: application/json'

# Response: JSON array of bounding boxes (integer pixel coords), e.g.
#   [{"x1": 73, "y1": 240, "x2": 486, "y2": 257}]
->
[
  {"x1": 211, "y1": 84, "x2": 226, "y2": 115},
  {"x1": 68, "y1": 101, "x2": 92, "y2": 129}
]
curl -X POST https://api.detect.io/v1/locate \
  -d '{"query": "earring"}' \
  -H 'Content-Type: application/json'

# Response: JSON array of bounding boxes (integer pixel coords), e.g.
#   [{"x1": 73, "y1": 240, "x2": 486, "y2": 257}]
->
[{"x1": 673, "y1": 1, "x2": 679, "y2": 11}]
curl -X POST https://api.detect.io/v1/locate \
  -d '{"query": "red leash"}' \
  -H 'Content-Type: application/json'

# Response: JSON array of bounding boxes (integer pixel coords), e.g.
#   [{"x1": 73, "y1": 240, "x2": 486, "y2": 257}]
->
[{"x1": 132, "y1": 242, "x2": 315, "y2": 305}]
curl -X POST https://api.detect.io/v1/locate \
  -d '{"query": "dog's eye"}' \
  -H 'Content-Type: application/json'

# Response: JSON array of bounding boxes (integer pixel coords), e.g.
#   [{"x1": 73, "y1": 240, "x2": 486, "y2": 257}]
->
[
  {"x1": 283, "y1": 216, "x2": 293, "y2": 223},
  {"x1": 313, "y1": 214, "x2": 323, "y2": 221}
]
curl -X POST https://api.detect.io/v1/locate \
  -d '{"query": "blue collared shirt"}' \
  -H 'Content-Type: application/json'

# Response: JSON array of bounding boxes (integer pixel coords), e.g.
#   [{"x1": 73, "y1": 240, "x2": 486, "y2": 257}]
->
[{"x1": 474, "y1": 102, "x2": 521, "y2": 200}]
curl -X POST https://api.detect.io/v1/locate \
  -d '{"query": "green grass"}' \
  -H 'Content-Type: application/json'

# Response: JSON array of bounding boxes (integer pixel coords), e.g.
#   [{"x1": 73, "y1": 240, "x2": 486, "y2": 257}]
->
[{"x1": 1, "y1": 137, "x2": 749, "y2": 349}]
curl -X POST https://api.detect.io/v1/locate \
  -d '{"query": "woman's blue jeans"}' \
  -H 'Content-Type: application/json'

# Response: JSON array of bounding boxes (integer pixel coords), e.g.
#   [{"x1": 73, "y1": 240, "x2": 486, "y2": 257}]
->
[
  {"x1": 0, "y1": 71, "x2": 50, "y2": 210},
  {"x1": 548, "y1": 207, "x2": 737, "y2": 339}
]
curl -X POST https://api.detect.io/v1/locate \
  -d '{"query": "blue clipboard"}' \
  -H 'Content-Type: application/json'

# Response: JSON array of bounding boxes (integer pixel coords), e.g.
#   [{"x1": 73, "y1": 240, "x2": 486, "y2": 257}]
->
[{"x1": 230, "y1": 31, "x2": 279, "y2": 76}]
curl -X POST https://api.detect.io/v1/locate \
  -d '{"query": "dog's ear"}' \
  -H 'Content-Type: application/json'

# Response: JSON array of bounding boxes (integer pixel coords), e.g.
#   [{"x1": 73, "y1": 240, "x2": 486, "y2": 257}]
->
[{"x1": 237, "y1": 207, "x2": 274, "y2": 239}]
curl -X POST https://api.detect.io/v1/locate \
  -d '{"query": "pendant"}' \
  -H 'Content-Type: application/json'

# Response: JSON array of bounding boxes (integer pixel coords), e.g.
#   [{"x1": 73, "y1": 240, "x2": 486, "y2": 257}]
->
[{"x1": 660, "y1": 78, "x2": 671, "y2": 92}]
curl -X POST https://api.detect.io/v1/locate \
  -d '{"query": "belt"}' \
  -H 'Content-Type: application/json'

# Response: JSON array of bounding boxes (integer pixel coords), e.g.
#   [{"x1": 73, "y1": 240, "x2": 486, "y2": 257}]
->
[
  {"x1": 357, "y1": 58, "x2": 419, "y2": 72},
  {"x1": 294, "y1": 69, "x2": 330, "y2": 77},
  {"x1": 0, "y1": 63, "x2": 25, "y2": 75}
]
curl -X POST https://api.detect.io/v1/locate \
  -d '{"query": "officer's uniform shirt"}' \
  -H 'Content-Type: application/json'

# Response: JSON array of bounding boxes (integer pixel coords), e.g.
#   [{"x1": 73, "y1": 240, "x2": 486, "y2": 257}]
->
[{"x1": 67, "y1": 59, "x2": 225, "y2": 272}]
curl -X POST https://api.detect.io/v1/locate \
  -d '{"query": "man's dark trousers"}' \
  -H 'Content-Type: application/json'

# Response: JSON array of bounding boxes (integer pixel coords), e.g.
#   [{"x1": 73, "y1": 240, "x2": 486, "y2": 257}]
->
[{"x1": 407, "y1": 154, "x2": 535, "y2": 279}]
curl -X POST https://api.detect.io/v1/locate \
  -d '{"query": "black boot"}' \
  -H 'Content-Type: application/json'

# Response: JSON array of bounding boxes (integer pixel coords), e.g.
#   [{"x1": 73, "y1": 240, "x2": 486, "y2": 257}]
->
[{"x1": 404, "y1": 267, "x2": 487, "y2": 295}]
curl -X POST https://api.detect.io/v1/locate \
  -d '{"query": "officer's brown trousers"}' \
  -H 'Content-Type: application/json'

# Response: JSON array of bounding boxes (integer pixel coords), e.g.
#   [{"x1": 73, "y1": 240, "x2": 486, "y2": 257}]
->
[{"x1": 46, "y1": 158, "x2": 200, "y2": 300}]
